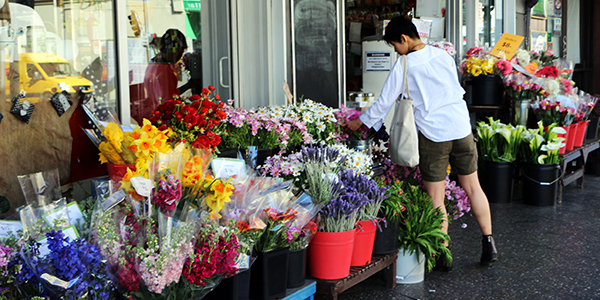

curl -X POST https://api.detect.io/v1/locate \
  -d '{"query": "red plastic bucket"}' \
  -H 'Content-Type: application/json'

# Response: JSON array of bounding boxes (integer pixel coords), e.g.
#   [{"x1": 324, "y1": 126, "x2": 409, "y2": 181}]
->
[
  {"x1": 566, "y1": 123, "x2": 579, "y2": 151},
  {"x1": 556, "y1": 126, "x2": 569, "y2": 154},
  {"x1": 574, "y1": 120, "x2": 590, "y2": 147},
  {"x1": 308, "y1": 229, "x2": 355, "y2": 280},
  {"x1": 351, "y1": 220, "x2": 377, "y2": 266}
]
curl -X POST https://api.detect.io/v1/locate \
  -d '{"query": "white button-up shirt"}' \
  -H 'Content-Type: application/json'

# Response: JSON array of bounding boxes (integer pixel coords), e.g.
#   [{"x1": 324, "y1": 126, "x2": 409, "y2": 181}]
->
[{"x1": 359, "y1": 46, "x2": 472, "y2": 143}]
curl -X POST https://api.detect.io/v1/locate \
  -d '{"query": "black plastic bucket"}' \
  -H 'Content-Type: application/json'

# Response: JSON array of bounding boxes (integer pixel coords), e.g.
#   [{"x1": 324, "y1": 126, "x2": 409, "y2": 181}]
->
[
  {"x1": 286, "y1": 247, "x2": 307, "y2": 289},
  {"x1": 479, "y1": 161, "x2": 516, "y2": 203},
  {"x1": 204, "y1": 268, "x2": 251, "y2": 300},
  {"x1": 522, "y1": 163, "x2": 561, "y2": 206},
  {"x1": 249, "y1": 247, "x2": 289, "y2": 300},
  {"x1": 372, "y1": 220, "x2": 399, "y2": 255},
  {"x1": 470, "y1": 75, "x2": 504, "y2": 106}
]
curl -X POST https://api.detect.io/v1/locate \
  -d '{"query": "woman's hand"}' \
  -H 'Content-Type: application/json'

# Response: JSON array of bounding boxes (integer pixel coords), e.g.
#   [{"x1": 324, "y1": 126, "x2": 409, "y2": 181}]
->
[{"x1": 344, "y1": 118, "x2": 363, "y2": 131}]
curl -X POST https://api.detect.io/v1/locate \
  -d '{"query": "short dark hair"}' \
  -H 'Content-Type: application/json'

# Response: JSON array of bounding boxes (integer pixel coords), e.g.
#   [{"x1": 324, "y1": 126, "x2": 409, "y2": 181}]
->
[
  {"x1": 161, "y1": 29, "x2": 188, "y2": 54},
  {"x1": 383, "y1": 17, "x2": 420, "y2": 45}
]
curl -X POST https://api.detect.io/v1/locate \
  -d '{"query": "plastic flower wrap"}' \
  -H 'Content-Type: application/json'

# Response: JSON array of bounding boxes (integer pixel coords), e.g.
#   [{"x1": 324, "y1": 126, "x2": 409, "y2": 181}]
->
[
  {"x1": 555, "y1": 58, "x2": 575, "y2": 80},
  {"x1": 148, "y1": 148, "x2": 184, "y2": 217},
  {"x1": 460, "y1": 48, "x2": 511, "y2": 78},
  {"x1": 180, "y1": 214, "x2": 240, "y2": 298},
  {"x1": 503, "y1": 73, "x2": 549, "y2": 101},
  {"x1": 300, "y1": 145, "x2": 345, "y2": 206},
  {"x1": 427, "y1": 40, "x2": 456, "y2": 57},
  {"x1": 289, "y1": 210, "x2": 320, "y2": 251},
  {"x1": 574, "y1": 92, "x2": 599, "y2": 122},
  {"x1": 12, "y1": 230, "x2": 114, "y2": 299},
  {"x1": 149, "y1": 86, "x2": 227, "y2": 152},
  {"x1": 254, "y1": 186, "x2": 300, "y2": 252},
  {"x1": 532, "y1": 97, "x2": 576, "y2": 127}
]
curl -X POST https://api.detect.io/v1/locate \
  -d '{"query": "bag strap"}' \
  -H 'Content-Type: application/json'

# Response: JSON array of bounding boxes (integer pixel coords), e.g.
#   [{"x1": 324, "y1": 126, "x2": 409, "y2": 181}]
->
[{"x1": 399, "y1": 55, "x2": 410, "y2": 101}]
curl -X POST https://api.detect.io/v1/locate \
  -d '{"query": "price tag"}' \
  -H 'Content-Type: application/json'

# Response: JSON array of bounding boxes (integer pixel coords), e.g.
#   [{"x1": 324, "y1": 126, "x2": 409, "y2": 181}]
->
[
  {"x1": 490, "y1": 33, "x2": 525, "y2": 60},
  {"x1": 0, "y1": 220, "x2": 23, "y2": 239},
  {"x1": 102, "y1": 189, "x2": 127, "y2": 211},
  {"x1": 130, "y1": 176, "x2": 153, "y2": 197}
]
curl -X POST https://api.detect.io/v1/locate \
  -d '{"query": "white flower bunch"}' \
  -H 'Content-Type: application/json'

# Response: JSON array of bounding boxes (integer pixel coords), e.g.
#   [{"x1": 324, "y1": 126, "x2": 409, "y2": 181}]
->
[
  {"x1": 515, "y1": 49, "x2": 530, "y2": 68},
  {"x1": 543, "y1": 79, "x2": 560, "y2": 95},
  {"x1": 329, "y1": 144, "x2": 373, "y2": 176}
]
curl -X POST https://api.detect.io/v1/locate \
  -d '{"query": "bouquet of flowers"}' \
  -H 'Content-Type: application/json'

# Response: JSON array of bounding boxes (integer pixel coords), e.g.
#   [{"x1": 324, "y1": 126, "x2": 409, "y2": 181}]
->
[
  {"x1": 150, "y1": 86, "x2": 227, "y2": 152},
  {"x1": 535, "y1": 66, "x2": 559, "y2": 79},
  {"x1": 503, "y1": 73, "x2": 549, "y2": 101},
  {"x1": 460, "y1": 47, "x2": 512, "y2": 78},
  {"x1": 520, "y1": 121, "x2": 566, "y2": 164},
  {"x1": 555, "y1": 58, "x2": 575, "y2": 80},
  {"x1": 476, "y1": 117, "x2": 525, "y2": 162},
  {"x1": 0, "y1": 243, "x2": 18, "y2": 299},
  {"x1": 531, "y1": 98, "x2": 576, "y2": 127},
  {"x1": 574, "y1": 93, "x2": 599, "y2": 122},
  {"x1": 289, "y1": 208, "x2": 320, "y2": 251},
  {"x1": 180, "y1": 215, "x2": 240, "y2": 298},
  {"x1": 12, "y1": 230, "x2": 114, "y2": 299},
  {"x1": 338, "y1": 169, "x2": 388, "y2": 223},
  {"x1": 254, "y1": 186, "x2": 300, "y2": 252}
]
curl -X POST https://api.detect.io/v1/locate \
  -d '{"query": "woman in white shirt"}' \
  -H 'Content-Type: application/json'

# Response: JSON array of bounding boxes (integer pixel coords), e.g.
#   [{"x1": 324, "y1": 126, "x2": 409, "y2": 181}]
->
[{"x1": 345, "y1": 16, "x2": 497, "y2": 270}]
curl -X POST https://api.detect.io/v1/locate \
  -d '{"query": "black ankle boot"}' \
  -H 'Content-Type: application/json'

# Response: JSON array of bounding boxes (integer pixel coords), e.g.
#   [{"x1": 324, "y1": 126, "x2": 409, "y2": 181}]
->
[
  {"x1": 433, "y1": 247, "x2": 453, "y2": 272},
  {"x1": 481, "y1": 235, "x2": 498, "y2": 264}
]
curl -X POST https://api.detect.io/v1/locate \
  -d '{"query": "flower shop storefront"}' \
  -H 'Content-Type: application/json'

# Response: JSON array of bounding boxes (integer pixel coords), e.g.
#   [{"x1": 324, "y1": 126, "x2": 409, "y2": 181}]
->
[{"x1": 2, "y1": 0, "x2": 600, "y2": 299}]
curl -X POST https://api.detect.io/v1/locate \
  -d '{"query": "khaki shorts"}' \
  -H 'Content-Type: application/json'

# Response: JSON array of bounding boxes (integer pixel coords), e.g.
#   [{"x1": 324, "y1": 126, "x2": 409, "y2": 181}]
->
[{"x1": 418, "y1": 132, "x2": 478, "y2": 182}]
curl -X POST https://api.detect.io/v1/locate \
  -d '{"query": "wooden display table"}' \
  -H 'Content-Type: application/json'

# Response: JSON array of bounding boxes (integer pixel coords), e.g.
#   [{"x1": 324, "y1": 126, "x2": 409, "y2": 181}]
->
[
  {"x1": 558, "y1": 138, "x2": 600, "y2": 202},
  {"x1": 312, "y1": 252, "x2": 398, "y2": 300}
]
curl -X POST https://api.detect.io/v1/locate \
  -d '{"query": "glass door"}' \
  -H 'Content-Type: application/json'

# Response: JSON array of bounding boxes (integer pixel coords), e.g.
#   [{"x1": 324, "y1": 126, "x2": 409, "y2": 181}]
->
[{"x1": 126, "y1": 0, "x2": 232, "y2": 124}]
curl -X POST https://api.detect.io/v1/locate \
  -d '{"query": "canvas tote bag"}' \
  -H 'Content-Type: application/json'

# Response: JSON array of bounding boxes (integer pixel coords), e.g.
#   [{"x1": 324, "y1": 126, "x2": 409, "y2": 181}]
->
[{"x1": 389, "y1": 55, "x2": 419, "y2": 167}]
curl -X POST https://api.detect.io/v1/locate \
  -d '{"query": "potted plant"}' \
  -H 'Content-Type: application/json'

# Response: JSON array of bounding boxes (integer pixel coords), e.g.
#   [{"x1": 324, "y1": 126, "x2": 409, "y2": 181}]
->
[
  {"x1": 476, "y1": 117, "x2": 525, "y2": 203},
  {"x1": 519, "y1": 121, "x2": 566, "y2": 206},
  {"x1": 372, "y1": 180, "x2": 404, "y2": 255},
  {"x1": 396, "y1": 183, "x2": 451, "y2": 284},
  {"x1": 335, "y1": 169, "x2": 388, "y2": 267}
]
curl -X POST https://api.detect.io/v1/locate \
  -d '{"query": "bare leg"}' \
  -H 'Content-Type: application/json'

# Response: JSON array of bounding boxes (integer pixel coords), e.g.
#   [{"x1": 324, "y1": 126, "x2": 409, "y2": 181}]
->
[
  {"x1": 423, "y1": 180, "x2": 448, "y2": 245},
  {"x1": 457, "y1": 171, "x2": 492, "y2": 236}
]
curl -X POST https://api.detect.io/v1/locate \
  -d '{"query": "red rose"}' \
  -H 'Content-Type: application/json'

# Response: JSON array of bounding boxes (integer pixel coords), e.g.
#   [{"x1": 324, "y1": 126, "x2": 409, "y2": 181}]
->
[
  {"x1": 197, "y1": 118, "x2": 207, "y2": 127},
  {"x1": 198, "y1": 136, "x2": 210, "y2": 148},
  {"x1": 175, "y1": 111, "x2": 185, "y2": 121},
  {"x1": 208, "y1": 85, "x2": 216, "y2": 91},
  {"x1": 184, "y1": 114, "x2": 199, "y2": 126},
  {"x1": 200, "y1": 107, "x2": 209, "y2": 115},
  {"x1": 183, "y1": 105, "x2": 197, "y2": 115},
  {"x1": 189, "y1": 94, "x2": 201, "y2": 101},
  {"x1": 191, "y1": 100, "x2": 201, "y2": 109},
  {"x1": 216, "y1": 110, "x2": 227, "y2": 120},
  {"x1": 202, "y1": 88, "x2": 210, "y2": 95},
  {"x1": 215, "y1": 94, "x2": 220, "y2": 101},
  {"x1": 210, "y1": 135, "x2": 221, "y2": 147}
]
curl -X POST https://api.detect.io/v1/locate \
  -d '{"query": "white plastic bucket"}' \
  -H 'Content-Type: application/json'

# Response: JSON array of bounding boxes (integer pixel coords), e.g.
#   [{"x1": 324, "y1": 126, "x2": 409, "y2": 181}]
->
[{"x1": 396, "y1": 248, "x2": 425, "y2": 284}]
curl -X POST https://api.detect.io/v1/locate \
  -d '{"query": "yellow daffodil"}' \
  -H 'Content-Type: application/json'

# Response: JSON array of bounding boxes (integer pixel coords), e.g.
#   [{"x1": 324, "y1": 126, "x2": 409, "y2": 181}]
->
[
  {"x1": 104, "y1": 123, "x2": 124, "y2": 154},
  {"x1": 133, "y1": 132, "x2": 155, "y2": 157},
  {"x1": 99, "y1": 141, "x2": 125, "y2": 164},
  {"x1": 141, "y1": 119, "x2": 158, "y2": 136}
]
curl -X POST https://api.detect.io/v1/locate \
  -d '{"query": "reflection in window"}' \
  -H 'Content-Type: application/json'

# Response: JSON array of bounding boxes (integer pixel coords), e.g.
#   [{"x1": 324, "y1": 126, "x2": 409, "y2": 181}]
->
[{"x1": 2, "y1": 1, "x2": 116, "y2": 109}]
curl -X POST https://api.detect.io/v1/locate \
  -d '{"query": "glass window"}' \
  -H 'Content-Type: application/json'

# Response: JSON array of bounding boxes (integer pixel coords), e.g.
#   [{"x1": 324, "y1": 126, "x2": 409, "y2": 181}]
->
[{"x1": 2, "y1": 1, "x2": 116, "y2": 110}]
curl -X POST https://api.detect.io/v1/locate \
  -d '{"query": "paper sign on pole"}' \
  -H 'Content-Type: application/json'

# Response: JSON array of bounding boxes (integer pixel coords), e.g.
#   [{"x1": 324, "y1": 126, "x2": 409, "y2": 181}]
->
[{"x1": 490, "y1": 33, "x2": 524, "y2": 60}]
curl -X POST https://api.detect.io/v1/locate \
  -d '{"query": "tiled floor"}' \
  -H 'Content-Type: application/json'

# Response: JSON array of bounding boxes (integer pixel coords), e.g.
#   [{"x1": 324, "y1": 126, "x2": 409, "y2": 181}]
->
[{"x1": 317, "y1": 174, "x2": 600, "y2": 300}]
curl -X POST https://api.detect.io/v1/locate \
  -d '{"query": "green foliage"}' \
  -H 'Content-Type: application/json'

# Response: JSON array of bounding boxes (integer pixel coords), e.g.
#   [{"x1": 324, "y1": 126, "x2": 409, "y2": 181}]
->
[
  {"x1": 476, "y1": 117, "x2": 525, "y2": 162},
  {"x1": 519, "y1": 121, "x2": 566, "y2": 164},
  {"x1": 397, "y1": 183, "x2": 451, "y2": 272},
  {"x1": 0, "y1": 196, "x2": 9, "y2": 214},
  {"x1": 378, "y1": 181, "x2": 406, "y2": 223}
]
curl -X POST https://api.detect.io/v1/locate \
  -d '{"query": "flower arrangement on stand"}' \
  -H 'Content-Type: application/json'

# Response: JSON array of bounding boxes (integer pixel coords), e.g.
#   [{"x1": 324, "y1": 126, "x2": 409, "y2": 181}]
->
[{"x1": 150, "y1": 86, "x2": 227, "y2": 152}]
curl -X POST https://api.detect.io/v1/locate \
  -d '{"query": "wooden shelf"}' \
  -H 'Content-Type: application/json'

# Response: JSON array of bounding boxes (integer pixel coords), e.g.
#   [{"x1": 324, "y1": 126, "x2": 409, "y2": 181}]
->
[
  {"x1": 557, "y1": 138, "x2": 600, "y2": 202},
  {"x1": 311, "y1": 252, "x2": 397, "y2": 300}
]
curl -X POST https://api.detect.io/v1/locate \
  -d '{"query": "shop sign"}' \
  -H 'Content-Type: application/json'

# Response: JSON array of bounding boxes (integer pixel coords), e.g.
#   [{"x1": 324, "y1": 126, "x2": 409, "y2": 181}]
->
[
  {"x1": 184, "y1": 0, "x2": 201, "y2": 12},
  {"x1": 365, "y1": 51, "x2": 392, "y2": 72}
]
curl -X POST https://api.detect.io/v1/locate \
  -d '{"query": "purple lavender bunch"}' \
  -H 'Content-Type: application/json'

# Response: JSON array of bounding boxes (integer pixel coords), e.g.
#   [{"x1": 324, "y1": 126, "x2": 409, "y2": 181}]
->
[{"x1": 338, "y1": 169, "x2": 388, "y2": 221}]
